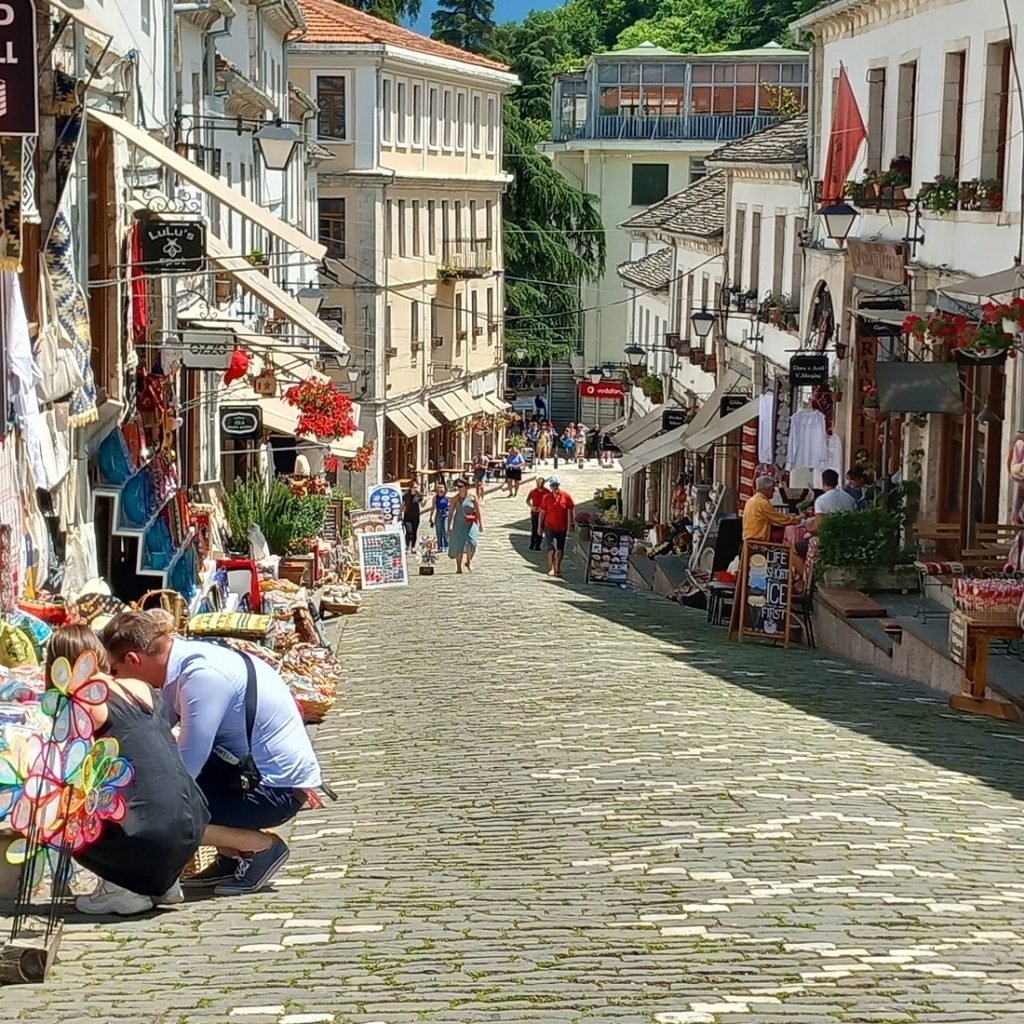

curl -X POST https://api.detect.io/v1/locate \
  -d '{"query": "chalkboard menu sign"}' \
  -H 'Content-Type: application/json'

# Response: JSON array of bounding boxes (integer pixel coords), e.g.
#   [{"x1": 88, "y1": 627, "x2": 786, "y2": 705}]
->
[
  {"x1": 948, "y1": 612, "x2": 968, "y2": 668},
  {"x1": 736, "y1": 540, "x2": 793, "y2": 645},
  {"x1": 586, "y1": 528, "x2": 633, "y2": 586}
]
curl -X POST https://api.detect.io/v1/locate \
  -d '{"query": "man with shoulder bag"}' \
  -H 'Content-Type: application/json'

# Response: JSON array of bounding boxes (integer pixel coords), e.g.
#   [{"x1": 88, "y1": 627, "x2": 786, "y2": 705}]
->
[{"x1": 101, "y1": 611, "x2": 324, "y2": 896}]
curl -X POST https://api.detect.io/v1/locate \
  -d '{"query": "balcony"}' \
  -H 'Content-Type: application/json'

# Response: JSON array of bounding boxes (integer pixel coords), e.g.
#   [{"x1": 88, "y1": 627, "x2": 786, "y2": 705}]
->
[
  {"x1": 439, "y1": 240, "x2": 492, "y2": 280},
  {"x1": 553, "y1": 113, "x2": 781, "y2": 143}
]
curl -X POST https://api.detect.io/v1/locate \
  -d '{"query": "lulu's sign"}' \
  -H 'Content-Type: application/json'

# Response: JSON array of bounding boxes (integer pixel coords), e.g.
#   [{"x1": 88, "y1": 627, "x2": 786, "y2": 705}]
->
[
  {"x1": 846, "y1": 239, "x2": 908, "y2": 285},
  {"x1": 0, "y1": 1, "x2": 38, "y2": 136},
  {"x1": 140, "y1": 219, "x2": 206, "y2": 274},
  {"x1": 579, "y1": 380, "x2": 625, "y2": 400}
]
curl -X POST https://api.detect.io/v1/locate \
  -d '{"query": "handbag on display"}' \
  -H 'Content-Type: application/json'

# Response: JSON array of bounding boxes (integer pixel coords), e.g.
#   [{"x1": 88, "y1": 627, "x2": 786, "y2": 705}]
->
[{"x1": 35, "y1": 259, "x2": 85, "y2": 405}]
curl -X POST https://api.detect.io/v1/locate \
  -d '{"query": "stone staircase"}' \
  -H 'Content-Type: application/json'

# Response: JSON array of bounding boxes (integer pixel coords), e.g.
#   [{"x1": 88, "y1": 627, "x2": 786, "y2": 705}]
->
[{"x1": 548, "y1": 356, "x2": 579, "y2": 427}]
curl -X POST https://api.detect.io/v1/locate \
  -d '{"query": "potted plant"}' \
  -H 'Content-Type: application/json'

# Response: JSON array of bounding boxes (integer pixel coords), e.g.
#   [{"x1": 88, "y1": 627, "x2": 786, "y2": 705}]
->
[
  {"x1": 742, "y1": 290, "x2": 758, "y2": 313},
  {"x1": 816, "y1": 504, "x2": 918, "y2": 591},
  {"x1": 246, "y1": 247, "x2": 268, "y2": 267},
  {"x1": 862, "y1": 382, "x2": 881, "y2": 417},
  {"x1": 982, "y1": 295, "x2": 1024, "y2": 339},
  {"x1": 918, "y1": 175, "x2": 961, "y2": 214},
  {"x1": 953, "y1": 322, "x2": 1012, "y2": 364},
  {"x1": 828, "y1": 373, "x2": 844, "y2": 404},
  {"x1": 704, "y1": 351, "x2": 718, "y2": 374}
]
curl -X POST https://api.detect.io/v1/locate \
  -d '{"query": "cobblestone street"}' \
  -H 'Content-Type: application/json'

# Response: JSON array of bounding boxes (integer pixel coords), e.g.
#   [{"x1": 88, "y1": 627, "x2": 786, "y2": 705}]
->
[{"x1": 8, "y1": 464, "x2": 1024, "y2": 1023}]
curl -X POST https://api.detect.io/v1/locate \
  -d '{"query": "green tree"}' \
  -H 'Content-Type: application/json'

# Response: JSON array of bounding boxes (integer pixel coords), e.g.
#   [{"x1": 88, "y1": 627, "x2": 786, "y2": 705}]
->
[
  {"x1": 614, "y1": 0, "x2": 747, "y2": 52},
  {"x1": 335, "y1": 0, "x2": 422, "y2": 25},
  {"x1": 431, "y1": 0, "x2": 495, "y2": 53},
  {"x1": 502, "y1": 102, "x2": 605, "y2": 362}
]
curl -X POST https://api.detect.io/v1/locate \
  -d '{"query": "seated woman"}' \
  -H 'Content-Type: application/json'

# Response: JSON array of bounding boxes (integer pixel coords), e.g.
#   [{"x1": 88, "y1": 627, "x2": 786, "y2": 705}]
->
[{"x1": 46, "y1": 626, "x2": 210, "y2": 916}]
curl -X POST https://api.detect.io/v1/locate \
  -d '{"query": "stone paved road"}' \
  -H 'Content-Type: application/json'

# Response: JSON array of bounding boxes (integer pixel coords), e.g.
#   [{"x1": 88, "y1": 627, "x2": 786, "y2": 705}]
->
[{"x1": 7, "y1": 463, "x2": 1024, "y2": 1024}]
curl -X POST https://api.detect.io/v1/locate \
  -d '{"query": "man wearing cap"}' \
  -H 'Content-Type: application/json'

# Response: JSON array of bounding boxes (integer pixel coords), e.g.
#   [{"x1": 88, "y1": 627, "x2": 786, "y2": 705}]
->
[{"x1": 537, "y1": 476, "x2": 576, "y2": 578}]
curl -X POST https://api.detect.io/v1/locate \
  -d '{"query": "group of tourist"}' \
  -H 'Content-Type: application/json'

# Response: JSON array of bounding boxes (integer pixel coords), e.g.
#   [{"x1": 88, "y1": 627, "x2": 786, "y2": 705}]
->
[{"x1": 45, "y1": 611, "x2": 325, "y2": 917}]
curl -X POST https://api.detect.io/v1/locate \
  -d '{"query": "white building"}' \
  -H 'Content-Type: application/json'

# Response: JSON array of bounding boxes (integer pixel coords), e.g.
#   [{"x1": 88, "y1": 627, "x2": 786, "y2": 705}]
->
[
  {"x1": 793, "y1": 0, "x2": 1023, "y2": 532},
  {"x1": 541, "y1": 41, "x2": 808, "y2": 420},
  {"x1": 289, "y1": 0, "x2": 519, "y2": 490}
]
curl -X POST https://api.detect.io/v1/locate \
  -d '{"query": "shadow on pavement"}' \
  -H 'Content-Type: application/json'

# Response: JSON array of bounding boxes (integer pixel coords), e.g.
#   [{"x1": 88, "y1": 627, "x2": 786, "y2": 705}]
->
[{"x1": 502, "y1": 508, "x2": 1024, "y2": 806}]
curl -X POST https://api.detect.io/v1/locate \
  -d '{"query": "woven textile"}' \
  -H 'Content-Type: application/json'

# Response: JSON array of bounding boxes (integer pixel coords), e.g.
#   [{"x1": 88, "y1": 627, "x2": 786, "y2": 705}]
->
[
  {"x1": 773, "y1": 374, "x2": 792, "y2": 469},
  {"x1": 21, "y1": 137, "x2": 39, "y2": 224},
  {"x1": 0, "y1": 138, "x2": 23, "y2": 271},
  {"x1": 43, "y1": 72, "x2": 98, "y2": 426},
  {"x1": 739, "y1": 422, "x2": 759, "y2": 508}
]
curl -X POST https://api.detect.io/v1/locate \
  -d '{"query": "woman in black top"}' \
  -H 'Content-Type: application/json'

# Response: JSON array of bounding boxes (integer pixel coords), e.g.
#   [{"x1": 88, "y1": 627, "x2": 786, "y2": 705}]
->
[
  {"x1": 46, "y1": 626, "x2": 210, "y2": 916},
  {"x1": 402, "y1": 482, "x2": 424, "y2": 553}
]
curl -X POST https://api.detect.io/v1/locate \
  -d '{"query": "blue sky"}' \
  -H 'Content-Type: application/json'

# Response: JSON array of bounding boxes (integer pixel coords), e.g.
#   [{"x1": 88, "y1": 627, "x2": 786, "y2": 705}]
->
[{"x1": 412, "y1": 0, "x2": 560, "y2": 34}]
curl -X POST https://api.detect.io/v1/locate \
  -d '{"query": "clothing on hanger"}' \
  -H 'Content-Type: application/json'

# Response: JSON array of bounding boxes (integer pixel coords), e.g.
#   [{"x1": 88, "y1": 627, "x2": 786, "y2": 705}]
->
[
  {"x1": 815, "y1": 434, "x2": 844, "y2": 488},
  {"x1": 786, "y1": 408, "x2": 828, "y2": 472},
  {"x1": 757, "y1": 390, "x2": 775, "y2": 466}
]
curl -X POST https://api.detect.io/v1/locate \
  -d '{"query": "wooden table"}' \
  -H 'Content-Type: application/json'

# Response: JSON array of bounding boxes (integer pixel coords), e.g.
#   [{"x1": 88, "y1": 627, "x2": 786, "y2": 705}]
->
[{"x1": 948, "y1": 612, "x2": 1021, "y2": 721}]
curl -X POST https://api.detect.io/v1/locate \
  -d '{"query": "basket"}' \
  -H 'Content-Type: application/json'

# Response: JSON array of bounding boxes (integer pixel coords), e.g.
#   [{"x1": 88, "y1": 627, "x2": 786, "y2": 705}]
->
[
  {"x1": 181, "y1": 845, "x2": 218, "y2": 879},
  {"x1": 957, "y1": 608, "x2": 1021, "y2": 627},
  {"x1": 135, "y1": 589, "x2": 189, "y2": 631},
  {"x1": 279, "y1": 558, "x2": 312, "y2": 587},
  {"x1": 298, "y1": 697, "x2": 333, "y2": 724}
]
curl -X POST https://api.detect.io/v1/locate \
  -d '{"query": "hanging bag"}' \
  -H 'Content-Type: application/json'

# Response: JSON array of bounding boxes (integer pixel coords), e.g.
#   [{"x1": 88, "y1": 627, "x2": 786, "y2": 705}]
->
[{"x1": 35, "y1": 258, "x2": 85, "y2": 405}]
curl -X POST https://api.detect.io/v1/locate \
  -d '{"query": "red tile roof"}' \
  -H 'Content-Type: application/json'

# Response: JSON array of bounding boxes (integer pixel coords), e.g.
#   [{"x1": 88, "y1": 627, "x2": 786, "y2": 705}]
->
[{"x1": 295, "y1": 0, "x2": 510, "y2": 73}]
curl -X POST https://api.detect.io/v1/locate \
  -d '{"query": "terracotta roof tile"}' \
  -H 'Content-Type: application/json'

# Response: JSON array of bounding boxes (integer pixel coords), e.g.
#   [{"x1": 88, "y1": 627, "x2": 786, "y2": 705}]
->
[
  {"x1": 617, "y1": 247, "x2": 673, "y2": 291},
  {"x1": 295, "y1": 0, "x2": 510, "y2": 73}
]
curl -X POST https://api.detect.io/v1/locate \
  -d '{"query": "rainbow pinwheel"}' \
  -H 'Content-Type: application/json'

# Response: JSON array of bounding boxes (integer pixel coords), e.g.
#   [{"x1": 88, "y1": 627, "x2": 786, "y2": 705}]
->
[
  {"x1": 64, "y1": 736, "x2": 133, "y2": 852},
  {"x1": 43, "y1": 651, "x2": 109, "y2": 744}
]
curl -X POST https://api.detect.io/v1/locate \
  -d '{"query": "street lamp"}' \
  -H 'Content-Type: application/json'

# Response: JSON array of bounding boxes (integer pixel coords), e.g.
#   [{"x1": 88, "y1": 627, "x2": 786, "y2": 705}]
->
[
  {"x1": 255, "y1": 121, "x2": 301, "y2": 172},
  {"x1": 816, "y1": 201, "x2": 859, "y2": 244},
  {"x1": 690, "y1": 309, "x2": 716, "y2": 340},
  {"x1": 624, "y1": 344, "x2": 647, "y2": 367},
  {"x1": 587, "y1": 366, "x2": 604, "y2": 385},
  {"x1": 295, "y1": 285, "x2": 325, "y2": 315}
]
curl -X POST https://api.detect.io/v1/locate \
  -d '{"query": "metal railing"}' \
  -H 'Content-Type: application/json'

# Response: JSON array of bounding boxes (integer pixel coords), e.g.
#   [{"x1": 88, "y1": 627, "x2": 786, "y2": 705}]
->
[
  {"x1": 439, "y1": 239, "x2": 492, "y2": 278},
  {"x1": 554, "y1": 113, "x2": 780, "y2": 142}
]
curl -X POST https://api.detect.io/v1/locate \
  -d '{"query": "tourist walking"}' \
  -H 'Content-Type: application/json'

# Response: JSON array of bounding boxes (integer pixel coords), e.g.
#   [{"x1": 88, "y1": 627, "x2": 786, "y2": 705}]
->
[
  {"x1": 504, "y1": 446, "x2": 526, "y2": 497},
  {"x1": 472, "y1": 451, "x2": 489, "y2": 500},
  {"x1": 538, "y1": 476, "x2": 576, "y2": 578},
  {"x1": 429, "y1": 482, "x2": 450, "y2": 552},
  {"x1": 561, "y1": 426, "x2": 576, "y2": 462},
  {"x1": 401, "y1": 481, "x2": 424, "y2": 553},
  {"x1": 526, "y1": 476, "x2": 548, "y2": 551},
  {"x1": 574, "y1": 423, "x2": 589, "y2": 463},
  {"x1": 44, "y1": 626, "x2": 209, "y2": 916},
  {"x1": 448, "y1": 478, "x2": 483, "y2": 574},
  {"x1": 100, "y1": 611, "x2": 323, "y2": 898},
  {"x1": 536, "y1": 424, "x2": 553, "y2": 464}
]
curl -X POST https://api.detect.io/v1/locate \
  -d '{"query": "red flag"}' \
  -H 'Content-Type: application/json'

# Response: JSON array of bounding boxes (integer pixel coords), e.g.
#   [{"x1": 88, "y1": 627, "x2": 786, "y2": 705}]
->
[{"x1": 821, "y1": 66, "x2": 867, "y2": 203}]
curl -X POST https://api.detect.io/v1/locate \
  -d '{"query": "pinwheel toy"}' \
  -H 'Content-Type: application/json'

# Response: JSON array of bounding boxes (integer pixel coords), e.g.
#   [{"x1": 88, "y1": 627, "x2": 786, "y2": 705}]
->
[
  {"x1": 43, "y1": 651, "x2": 108, "y2": 744},
  {"x1": 64, "y1": 736, "x2": 133, "y2": 852}
]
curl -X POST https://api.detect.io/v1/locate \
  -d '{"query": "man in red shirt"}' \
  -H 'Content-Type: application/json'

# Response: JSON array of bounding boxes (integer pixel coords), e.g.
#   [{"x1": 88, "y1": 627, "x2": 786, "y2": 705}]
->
[
  {"x1": 537, "y1": 476, "x2": 576, "y2": 578},
  {"x1": 525, "y1": 476, "x2": 548, "y2": 551}
]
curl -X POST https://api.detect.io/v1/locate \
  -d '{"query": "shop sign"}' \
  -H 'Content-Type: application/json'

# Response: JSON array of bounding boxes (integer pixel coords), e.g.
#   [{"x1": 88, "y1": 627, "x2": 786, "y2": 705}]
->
[
  {"x1": 661, "y1": 408, "x2": 688, "y2": 431},
  {"x1": 720, "y1": 393, "x2": 748, "y2": 417},
  {"x1": 847, "y1": 239, "x2": 907, "y2": 285},
  {"x1": 220, "y1": 406, "x2": 262, "y2": 440},
  {"x1": 252, "y1": 368, "x2": 277, "y2": 396},
  {"x1": 579, "y1": 380, "x2": 625, "y2": 400},
  {"x1": 789, "y1": 354, "x2": 830, "y2": 386},
  {"x1": 349, "y1": 508, "x2": 389, "y2": 535},
  {"x1": 948, "y1": 612, "x2": 968, "y2": 668},
  {"x1": 585, "y1": 528, "x2": 634, "y2": 586},
  {"x1": 139, "y1": 219, "x2": 206, "y2": 274},
  {"x1": 0, "y1": 1, "x2": 38, "y2": 137},
  {"x1": 165, "y1": 331, "x2": 234, "y2": 370},
  {"x1": 736, "y1": 540, "x2": 793, "y2": 645},
  {"x1": 852, "y1": 331, "x2": 880, "y2": 463}
]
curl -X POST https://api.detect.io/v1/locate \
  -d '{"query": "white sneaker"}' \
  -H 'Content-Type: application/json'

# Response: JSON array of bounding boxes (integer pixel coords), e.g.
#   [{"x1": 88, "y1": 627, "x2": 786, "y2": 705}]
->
[
  {"x1": 75, "y1": 879, "x2": 154, "y2": 916},
  {"x1": 154, "y1": 880, "x2": 184, "y2": 906}
]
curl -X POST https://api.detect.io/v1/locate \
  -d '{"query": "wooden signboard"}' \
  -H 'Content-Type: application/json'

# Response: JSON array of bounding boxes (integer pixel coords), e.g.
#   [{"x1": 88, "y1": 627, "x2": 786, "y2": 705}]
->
[
  {"x1": 586, "y1": 528, "x2": 633, "y2": 586},
  {"x1": 948, "y1": 611, "x2": 968, "y2": 668},
  {"x1": 349, "y1": 508, "x2": 388, "y2": 535},
  {"x1": 735, "y1": 540, "x2": 793, "y2": 646}
]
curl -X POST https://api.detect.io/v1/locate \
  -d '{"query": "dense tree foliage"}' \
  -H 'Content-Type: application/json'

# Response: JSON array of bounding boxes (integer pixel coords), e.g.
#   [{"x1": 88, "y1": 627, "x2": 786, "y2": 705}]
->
[
  {"x1": 431, "y1": 0, "x2": 496, "y2": 51},
  {"x1": 338, "y1": 0, "x2": 422, "y2": 24}
]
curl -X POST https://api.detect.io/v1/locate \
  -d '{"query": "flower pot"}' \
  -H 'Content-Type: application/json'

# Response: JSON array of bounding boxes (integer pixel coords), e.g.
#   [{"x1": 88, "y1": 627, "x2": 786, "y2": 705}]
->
[
  {"x1": 1002, "y1": 317, "x2": 1022, "y2": 339},
  {"x1": 704, "y1": 353, "x2": 718, "y2": 374},
  {"x1": 864, "y1": 406, "x2": 884, "y2": 421},
  {"x1": 955, "y1": 347, "x2": 1008, "y2": 367},
  {"x1": 419, "y1": 565, "x2": 434, "y2": 576},
  {"x1": 832, "y1": 391, "x2": 842, "y2": 404},
  {"x1": 768, "y1": 307, "x2": 782, "y2": 327},
  {"x1": 835, "y1": 341, "x2": 848, "y2": 360},
  {"x1": 690, "y1": 349, "x2": 706, "y2": 366}
]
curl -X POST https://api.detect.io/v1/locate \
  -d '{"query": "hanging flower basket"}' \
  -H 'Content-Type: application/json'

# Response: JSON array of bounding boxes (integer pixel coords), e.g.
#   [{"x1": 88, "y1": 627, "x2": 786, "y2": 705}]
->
[{"x1": 284, "y1": 379, "x2": 357, "y2": 441}]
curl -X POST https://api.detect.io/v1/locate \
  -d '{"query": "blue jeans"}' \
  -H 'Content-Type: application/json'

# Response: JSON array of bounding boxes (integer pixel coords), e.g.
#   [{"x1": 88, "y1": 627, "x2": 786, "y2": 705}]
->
[{"x1": 435, "y1": 518, "x2": 448, "y2": 551}]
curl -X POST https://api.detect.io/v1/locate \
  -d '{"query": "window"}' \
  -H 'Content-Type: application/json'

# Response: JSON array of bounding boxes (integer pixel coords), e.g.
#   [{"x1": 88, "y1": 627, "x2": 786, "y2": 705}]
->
[
  {"x1": 486, "y1": 96, "x2": 496, "y2": 154},
  {"x1": 454, "y1": 201, "x2": 462, "y2": 243},
  {"x1": 381, "y1": 78, "x2": 393, "y2": 143},
  {"x1": 385, "y1": 199, "x2": 393, "y2": 257},
  {"x1": 631, "y1": 164, "x2": 669, "y2": 206},
  {"x1": 469, "y1": 201, "x2": 477, "y2": 242},
  {"x1": 428, "y1": 200, "x2": 436, "y2": 256},
  {"x1": 791, "y1": 216, "x2": 805, "y2": 301},
  {"x1": 398, "y1": 200, "x2": 407, "y2": 256},
  {"x1": 772, "y1": 215, "x2": 786, "y2": 298},
  {"x1": 443, "y1": 90, "x2": 453, "y2": 148},
  {"x1": 471, "y1": 291, "x2": 479, "y2": 340},
  {"x1": 411, "y1": 300, "x2": 420, "y2": 345},
  {"x1": 749, "y1": 212, "x2": 762, "y2": 296},
  {"x1": 397, "y1": 82, "x2": 407, "y2": 144},
  {"x1": 385, "y1": 304, "x2": 392, "y2": 349},
  {"x1": 456, "y1": 292, "x2": 464, "y2": 335},
  {"x1": 413, "y1": 84, "x2": 423, "y2": 146},
  {"x1": 441, "y1": 200, "x2": 450, "y2": 258},
  {"x1": 430, "y1": 298, "x2": 439, "y2": 338},
  {"x1": 981, "y1": 41, "x2": 1011, "y2": 188},
  {"x1": 456, "y1": 92, "x2": 467, "y2": 150},
  {"x1": 866, "y1": 67, "x2": 886, "y2": 173},
  {"x1": 141, "y1": 0, "x2": 150, "y2": 34},
  {"x1": 895, "y1": 61, "x2": 917, "y2": 176},
  {"x1": 938, "y1": 50, "x2": 966, "y2": 180},
  {"x1": 429, "y1": 87, "x2": 439, "y2": 147},
  {"x1": 689, "y1": 159, "x2": 706, "y2": 184},
  {"x1": 486, "y1": 287, "x2": 494, "y2": 330},
  {"x1": 733, "y1": 205, "x2": 746, "y2": 289},
  {"x1": 318, "y1": 198, "x2": 346, "y2": 258},
  {"x1": 317, "y1": 76, "x2": 347, "y2": 140},
  {"x1": 683, "y1": 275, "x2": 694, "y2": 341},
  {"x1": 472, "y1": 95, "x2": 482, "y2": 151},
  {"x1": 226, "y1": 163, "x2": 233, "y2": 246},
  {"x1": 412, "y1": 201, "x2": 421, "y2": 257},
  {"x1": 485, "y1": 201, "x2": 494, "y2": 249}
]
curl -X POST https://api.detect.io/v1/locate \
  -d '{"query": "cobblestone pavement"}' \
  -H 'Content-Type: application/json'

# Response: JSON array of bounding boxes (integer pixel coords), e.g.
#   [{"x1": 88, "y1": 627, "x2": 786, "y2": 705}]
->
[{"x1": 8, "y1": 463, "x2": 1024, "y2": 1023}]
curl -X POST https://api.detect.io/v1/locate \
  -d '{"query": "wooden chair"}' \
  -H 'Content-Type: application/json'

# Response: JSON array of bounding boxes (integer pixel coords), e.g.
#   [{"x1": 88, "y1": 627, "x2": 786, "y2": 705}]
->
[
  {"x1": 960, "y1": 523, "x2": 1018, "y2": 572},
  {"x1": 913, "y1": 521, "x2": 963, "y2": 622}
]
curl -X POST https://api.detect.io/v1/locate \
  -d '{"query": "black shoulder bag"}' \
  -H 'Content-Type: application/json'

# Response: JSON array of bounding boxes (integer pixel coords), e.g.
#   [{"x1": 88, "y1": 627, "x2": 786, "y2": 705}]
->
[{"x1": 208, "y1": 651, "x2": 263, "y2": 796}]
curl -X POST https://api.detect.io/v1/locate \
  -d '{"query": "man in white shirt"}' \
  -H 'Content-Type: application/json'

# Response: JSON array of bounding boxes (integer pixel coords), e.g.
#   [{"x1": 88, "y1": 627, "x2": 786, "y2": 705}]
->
[
  {"x1": 815, "y1": 469, "x2": 859, "y2": 514},
  {"x1": 102, "y1": 611, "x2": 323, "y2": 897}
]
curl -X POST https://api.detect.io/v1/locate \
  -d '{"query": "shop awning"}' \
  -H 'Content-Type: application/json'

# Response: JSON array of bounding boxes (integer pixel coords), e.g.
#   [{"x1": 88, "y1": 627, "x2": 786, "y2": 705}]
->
[
  {"x1": 681, "y1": 399, "x2": 759, "y2": 453},
  {"x1": 206, "y1": 235, "x2": 348, "y2": 357},
  {"x1": 939, "y1": 265, "x2": 1024, "y2": 300},
  {"x1": 876, "y1": 362, "x2": 963, "y2": 414},
  {"x1": 88, "y1": 109, "x2": 326, "y2": 263},
  {"x1": 850, "y1": 308, "x2": 910, "y2": 327},
  {"x1": 49, "y1": 0, "x2": 112, "y2": 35},
  {"x1": 386, "y1": 408, "x2": 422, "y2": 438},
  {"x1": 617, "y1": 369, "x2": 745, "y2": 474},
  {"x1": 614, "y1": 402, "x2": 677, "y2": 452},
  {"x1": 479, "y1": 393, "x2": 510, "y2": 415},
  {"x1": 431, "y1": 390, "x2": 478, "y2": 421},
  {"x1": 405, "y1": 402, "x2": 441, "y2": 432}
]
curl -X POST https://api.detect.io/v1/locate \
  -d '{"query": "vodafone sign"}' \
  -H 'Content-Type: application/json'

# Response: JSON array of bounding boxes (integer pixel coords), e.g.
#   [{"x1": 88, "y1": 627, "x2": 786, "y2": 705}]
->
[{"x1": 578, "y1": 380, "x2": 625, "y2": 401}]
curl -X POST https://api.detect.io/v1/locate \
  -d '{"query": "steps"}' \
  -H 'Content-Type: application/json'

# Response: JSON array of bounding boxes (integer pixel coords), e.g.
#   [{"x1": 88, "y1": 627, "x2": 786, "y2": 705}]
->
[{"x1": 548, "y1": 356, "x2": 578, "y2": 427}]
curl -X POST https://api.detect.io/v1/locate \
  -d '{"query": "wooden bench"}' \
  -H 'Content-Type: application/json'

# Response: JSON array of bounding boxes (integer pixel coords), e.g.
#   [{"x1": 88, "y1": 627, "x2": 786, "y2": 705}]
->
[
  {"x1": 817, "y1": 588, "x2": 888, "y2": 619},
  {"x1": 914, "y1": 522, "x2": 964, "y2": 622}
]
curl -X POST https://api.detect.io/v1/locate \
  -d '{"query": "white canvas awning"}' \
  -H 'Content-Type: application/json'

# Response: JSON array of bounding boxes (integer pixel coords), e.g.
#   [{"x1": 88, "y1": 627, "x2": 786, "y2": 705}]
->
[
  {"x1": 614, "y1": 403, "x2": 674, "y2": 452},
  {"x1": 430, "y1": 390, "x2": 478, "y2": 421},
  {"x1": 479, "y1": 393, "x2": 510, "y2": 414},
  {"x1": 206, "y1": 235, "x2": 348, "y2": 357},
  {"x1": 88, "y1": 109, "x2": 326, "y2": 262},
  {"x1": 939, "y1": 266, "x2": 1024, "y2": 300},
  {"x1": 681, "y1": 399, "x2": 759, "y2": 453},
  {"x1": 386, "y1": 408, "x2": 422, "y2": 438}
]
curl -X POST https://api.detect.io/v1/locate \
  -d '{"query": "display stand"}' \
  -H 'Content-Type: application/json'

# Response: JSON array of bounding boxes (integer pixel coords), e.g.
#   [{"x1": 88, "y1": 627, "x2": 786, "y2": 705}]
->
[
  {"x1": 732, "y1": 540, "x2": 794, "y2": 647},
  {"x1": 682, "y1": 484, "x2": 726, "y2": 595},
  {"x1": 947, "y1": 611, "x2": 1022, "y2": 721}
]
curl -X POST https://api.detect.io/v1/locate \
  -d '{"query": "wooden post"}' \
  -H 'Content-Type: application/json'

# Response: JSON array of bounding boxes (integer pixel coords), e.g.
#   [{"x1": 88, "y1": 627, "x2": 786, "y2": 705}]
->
[{"x1": 36, "y1": 5, "x2": 57, "y2": 242}]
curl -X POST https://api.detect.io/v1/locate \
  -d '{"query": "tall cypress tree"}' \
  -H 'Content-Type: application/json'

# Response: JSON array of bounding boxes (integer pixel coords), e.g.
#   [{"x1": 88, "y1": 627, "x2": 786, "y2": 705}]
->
[
  {"x1": 430, "y1": 0, "x2": 495, "y2": 53},
  {"x1": 335, "y1": 0, "x2": 421, "y2": 26}
]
